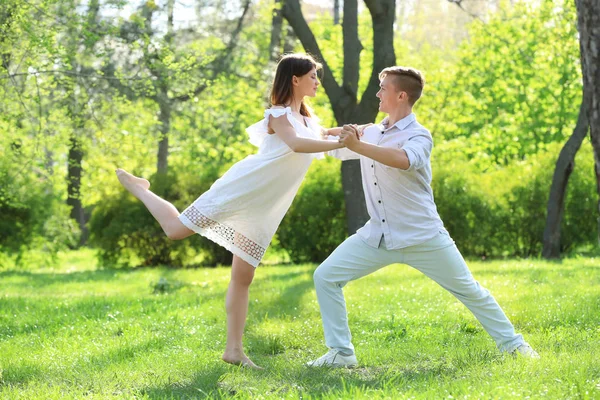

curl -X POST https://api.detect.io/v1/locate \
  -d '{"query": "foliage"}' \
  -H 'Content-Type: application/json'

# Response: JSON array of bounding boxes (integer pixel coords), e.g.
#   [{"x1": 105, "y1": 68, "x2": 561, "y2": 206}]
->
[
  {"x1": 421, "y1": 0, "x2": 582, "y2": 168},
  {"x1": 433, "y1": 142, "x2": 597, "y2": 257},
  {"x1": 0, "y1": 109, "x2": 78, "y2": 269},
  {"x1": 0, "y1": 178, "x2": 78, "y2": 268}
]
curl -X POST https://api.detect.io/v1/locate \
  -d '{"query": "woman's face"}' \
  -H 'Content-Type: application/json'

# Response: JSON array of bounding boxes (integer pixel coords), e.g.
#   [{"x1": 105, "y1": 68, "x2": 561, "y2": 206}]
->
[{"x1": 293, "y1": 67, "x2": 320, "y2": 98}]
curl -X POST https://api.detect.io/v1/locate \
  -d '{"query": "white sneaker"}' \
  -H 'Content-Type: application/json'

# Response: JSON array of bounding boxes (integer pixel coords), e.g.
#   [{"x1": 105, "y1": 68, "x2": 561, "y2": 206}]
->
[
  {"x1": 306, "y1": 349, "x2": 358, "y2": 368},
  {"x1": 512, "y1": 343, "x2": 540, "y2": 359}
]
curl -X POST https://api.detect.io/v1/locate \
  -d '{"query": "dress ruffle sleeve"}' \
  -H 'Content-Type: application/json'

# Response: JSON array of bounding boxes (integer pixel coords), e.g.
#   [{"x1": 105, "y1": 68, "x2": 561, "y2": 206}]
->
[
  {"x1": 245, "y1": 107, "x2": 325, "y2": 159},
  {"x1": 246, "y1": 107, "x2": 293, "y2": 147}
]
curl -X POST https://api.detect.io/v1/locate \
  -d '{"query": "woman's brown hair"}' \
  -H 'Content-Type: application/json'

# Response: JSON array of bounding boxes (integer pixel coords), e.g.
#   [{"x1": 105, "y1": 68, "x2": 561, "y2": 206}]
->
[{"x1": 270, "y1": 53, "x2": 322, "y2": 117}]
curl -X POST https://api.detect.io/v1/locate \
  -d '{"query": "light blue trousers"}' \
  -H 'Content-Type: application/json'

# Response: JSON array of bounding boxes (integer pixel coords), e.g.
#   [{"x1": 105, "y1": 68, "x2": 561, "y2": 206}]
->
[{"x1": 313, "y1": 232, "x2": 525, "y2": 355}]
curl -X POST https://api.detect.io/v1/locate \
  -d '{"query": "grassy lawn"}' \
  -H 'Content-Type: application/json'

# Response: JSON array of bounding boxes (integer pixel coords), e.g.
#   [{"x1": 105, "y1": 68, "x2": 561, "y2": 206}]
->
[{"x1": 0, "y1": 250, "x2": 599, "y2": 399}]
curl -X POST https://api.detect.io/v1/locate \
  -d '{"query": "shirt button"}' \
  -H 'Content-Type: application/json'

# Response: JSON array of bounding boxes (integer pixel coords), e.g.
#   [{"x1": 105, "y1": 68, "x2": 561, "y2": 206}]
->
[
  {"x1": 374, "y1": 182, "x2": 377, "y2": 185},
  {"x1": 382, "y1": 219, "x2": 386, "y2": 223},
  {"x1": 371, "y1": 164, "x2": 374, "y2": 168},
  {"x1": 378, "y1": 200, "x2": 382, "y2": 204}
]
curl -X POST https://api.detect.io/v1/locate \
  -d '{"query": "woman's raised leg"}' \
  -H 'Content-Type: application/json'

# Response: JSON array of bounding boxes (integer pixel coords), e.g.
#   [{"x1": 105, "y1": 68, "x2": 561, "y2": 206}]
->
[
  {"x1": 116, "y1": 168, "x2": 193, "y2": 240},
  {"x1": 221, "y1": 255, "x2": 261, "y2": 369}
]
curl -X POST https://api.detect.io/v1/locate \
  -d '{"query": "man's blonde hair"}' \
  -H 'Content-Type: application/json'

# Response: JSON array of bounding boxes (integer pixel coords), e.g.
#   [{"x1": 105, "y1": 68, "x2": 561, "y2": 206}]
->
[{"x1": 379, "y1": 66, "x2": 425, "y2": 106}]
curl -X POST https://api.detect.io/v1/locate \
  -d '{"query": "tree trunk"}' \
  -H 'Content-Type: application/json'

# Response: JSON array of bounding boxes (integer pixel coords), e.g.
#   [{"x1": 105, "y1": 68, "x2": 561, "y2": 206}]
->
[
  {"x1": 575, "y1": 0, "x2": 600, "y2": 243},
  {"x1": 157, "y1": 99, "x2": 171, "y2": 175},
  {"x1": 269, "y1": 0, "x2": 283, "y2": 61},
  {"x1": 283, "y1": 22, "x2": 296, "y2": 54},
  {"x1": 62, "y1": 0, "x2": 99, "y2": 247},
  {"x1": 341, "y1": 160, "x2": 369, "y2": 234},
  {"x1": 67, "y1": 134, "x2": 88, "y2": 246},
  {"x1": 334, "y1": 0, "x2": 340, "y2": 25},
  {"x1": 542, "y1": 98, "x2": 589, "y2": 258},
  {"x1": 156, "y1": 0, "x2": 174, "y2": 176},
  {"x1": 342, "y1": 0, "x2": 360, "y2": 102}
]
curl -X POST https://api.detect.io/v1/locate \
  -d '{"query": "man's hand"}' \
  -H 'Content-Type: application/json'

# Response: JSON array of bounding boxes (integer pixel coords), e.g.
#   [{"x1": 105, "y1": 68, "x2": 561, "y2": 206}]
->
[{"x1": 339, "y1": 124, "x2": 361, "y2": 150}]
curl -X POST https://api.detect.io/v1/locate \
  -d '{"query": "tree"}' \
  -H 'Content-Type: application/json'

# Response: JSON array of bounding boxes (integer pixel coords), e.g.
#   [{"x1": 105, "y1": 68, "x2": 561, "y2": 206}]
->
[
  {"x1": 282, "y1": 0, "x2": 396, "y2": 234},
  {"x1": 104, "y1": 0, "x2": 251, "y2": 176},
  {"x1": 62, "y1": 0, "x2": 103, "y2": 246},
  {"x1": 543, "y1": 95, "x2": 589, "y2": 258},
  {"x1": 575, "y1": 0, "x2": 600, "y2": 244},
  {"x1": 443, "y1": 0, "x2": 588, "y2": 258},
  {"x1": 432, "y1": 1, "x2": 581, "y2": 167},
  {"x1": 269, "y1": 0, "x2": 297, "y2": 63},
  {"x1": 0, "y1": 0, "x2": 83, "y2": 262},
  {"x1": 269, "y1": 0, "x2": 284, "y2": 61}
]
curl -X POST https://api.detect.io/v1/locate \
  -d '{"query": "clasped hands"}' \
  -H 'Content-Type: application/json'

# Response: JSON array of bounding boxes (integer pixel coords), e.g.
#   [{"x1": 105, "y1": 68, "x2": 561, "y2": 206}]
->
[{"x1": 338, "y1": 124, "x2": 363, "y2": 150}]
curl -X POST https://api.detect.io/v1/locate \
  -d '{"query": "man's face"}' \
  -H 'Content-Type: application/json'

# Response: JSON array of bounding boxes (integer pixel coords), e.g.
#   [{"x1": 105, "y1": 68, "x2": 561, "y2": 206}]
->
[{"x1": 376, "y1": 75, "x2": 404, "y2": 113}]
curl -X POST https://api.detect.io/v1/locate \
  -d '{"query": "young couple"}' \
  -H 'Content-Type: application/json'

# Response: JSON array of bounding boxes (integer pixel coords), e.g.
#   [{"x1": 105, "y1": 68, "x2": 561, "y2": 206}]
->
[{"x1": 116, "y1": 53, "x2": 539, "y2": 369}]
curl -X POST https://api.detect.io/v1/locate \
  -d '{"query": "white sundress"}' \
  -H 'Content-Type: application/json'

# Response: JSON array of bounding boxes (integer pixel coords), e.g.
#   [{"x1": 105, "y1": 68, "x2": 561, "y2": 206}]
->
[{"x1": 178, "y1": 107, "x2": 325, "y2": 267}]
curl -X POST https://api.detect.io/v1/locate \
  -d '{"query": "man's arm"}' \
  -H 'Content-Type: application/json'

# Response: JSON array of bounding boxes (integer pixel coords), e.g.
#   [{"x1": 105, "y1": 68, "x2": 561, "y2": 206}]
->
[
  {"x1": 339, "y1": 125, "x2": 432, "y2": 170},
  {"x1": 347, "y1": 141, "x2": 411, "y2": 169}
]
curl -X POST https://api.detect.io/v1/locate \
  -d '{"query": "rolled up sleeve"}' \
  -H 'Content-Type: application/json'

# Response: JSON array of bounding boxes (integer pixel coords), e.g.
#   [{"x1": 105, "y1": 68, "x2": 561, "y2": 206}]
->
[{"x1": 401, "y1": 135, "x2": 433, "y2": 171}]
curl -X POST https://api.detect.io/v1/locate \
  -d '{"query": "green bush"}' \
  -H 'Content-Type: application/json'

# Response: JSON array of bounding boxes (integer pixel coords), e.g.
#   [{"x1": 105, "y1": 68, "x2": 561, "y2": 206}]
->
[
  {"x1": 432, "y1": 143, "x2": 597, "y2": 258},
  {"x1": 0, "y1": 179, "x2": 78, "y2": 269},
  {"x1": 431, "y1": 166, "x2": 501, "y2": 257},
  {"x1": 84, "y1": 146, "x2": 598, "y2": 268},
  {"x1": 562, "y1": 145, "x2": 598, "y2": 250},
  {"x1": 277, "y1": 157, "x2": 347, "y2": 263}
]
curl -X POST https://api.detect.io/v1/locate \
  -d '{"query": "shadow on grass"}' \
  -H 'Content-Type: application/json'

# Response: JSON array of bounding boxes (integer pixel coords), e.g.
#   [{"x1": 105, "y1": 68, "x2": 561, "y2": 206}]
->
[
  {"x1": 0, "y1": 269, "x2": 132, "y2": 288},
  {"x1": 473, "y1": 263, "x2": 599, "y2": 280},
  {"x1": 0, "y1": 288, "x2": 225, "y2": 339},
  {"x1": 0, "y1": 336, "x2": 172, "y2": 387},
  {"x1": 0, "y1": 362, "x2": 49, "y2": 388},
  {"x1": 140, "y1": 364, "x2": 230, "y2": 399},
  {"x1": 249, "y1": 269, "x2": 316, "y2": 321},
  {"x1": 138, "y1": 360, "x2": 465, "y2": 399}
]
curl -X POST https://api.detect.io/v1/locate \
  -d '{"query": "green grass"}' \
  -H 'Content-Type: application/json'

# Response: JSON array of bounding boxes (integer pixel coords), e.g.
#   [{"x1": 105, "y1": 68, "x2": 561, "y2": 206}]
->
[{"x1": 1, "y1": 251, "x2": 599, "y2": 399}]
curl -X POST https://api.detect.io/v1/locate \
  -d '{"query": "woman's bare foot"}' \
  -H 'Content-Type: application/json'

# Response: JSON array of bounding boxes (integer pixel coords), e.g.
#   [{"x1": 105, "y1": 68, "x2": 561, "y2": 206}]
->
[
  {"x1": 222, "y1": 351, "x2": 263, "y2": 370},
  {"x1": 116, "y1": 168, "x2": 150, "y2": 197}
]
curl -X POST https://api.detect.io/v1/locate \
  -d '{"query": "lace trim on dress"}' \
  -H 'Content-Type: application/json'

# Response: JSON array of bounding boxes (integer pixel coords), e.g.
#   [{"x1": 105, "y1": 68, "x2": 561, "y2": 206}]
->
[{"x1": 181, "y1": 205, "x2": 266, "y2": 266}]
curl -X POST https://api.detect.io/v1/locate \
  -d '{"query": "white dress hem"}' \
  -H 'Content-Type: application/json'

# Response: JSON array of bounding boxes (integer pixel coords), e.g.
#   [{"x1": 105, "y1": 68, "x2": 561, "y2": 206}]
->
[{"x1": 179, "y1": 213, "x2": 262, "y2": 268}]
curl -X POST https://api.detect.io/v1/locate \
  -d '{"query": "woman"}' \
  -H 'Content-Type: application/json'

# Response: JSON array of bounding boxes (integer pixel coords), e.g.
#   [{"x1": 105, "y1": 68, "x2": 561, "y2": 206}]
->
[{"x1": 116, "y1": 53, "x2": 355, "y2": 369}]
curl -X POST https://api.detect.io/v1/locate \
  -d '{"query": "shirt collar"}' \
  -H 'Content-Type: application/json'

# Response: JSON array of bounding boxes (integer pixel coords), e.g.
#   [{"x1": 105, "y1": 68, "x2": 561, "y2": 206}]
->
[{"x1": 380, "y1": 113, "x2": 416, "y2": 132}]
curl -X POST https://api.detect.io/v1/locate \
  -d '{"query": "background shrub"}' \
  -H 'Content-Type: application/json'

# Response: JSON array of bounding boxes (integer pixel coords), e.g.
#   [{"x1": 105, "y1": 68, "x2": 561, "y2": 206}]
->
[
  {"x1": 0, "y1": 174, "x2": 78, "y2": 269},
  {"x1": 432, "y1": 143, "x2": 597, "y2": 258}
]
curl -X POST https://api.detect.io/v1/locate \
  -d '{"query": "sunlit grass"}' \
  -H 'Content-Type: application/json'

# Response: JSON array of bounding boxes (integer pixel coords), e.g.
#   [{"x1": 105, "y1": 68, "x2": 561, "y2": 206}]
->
[{"x1": 0, "y1": 251, "x2": 598, "y2": 399}]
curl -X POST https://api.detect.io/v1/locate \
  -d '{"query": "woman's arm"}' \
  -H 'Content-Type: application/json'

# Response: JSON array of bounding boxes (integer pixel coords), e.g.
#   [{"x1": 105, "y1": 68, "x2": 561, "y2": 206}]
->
[
  {"x1": 322, "y1": 126, "x2": 343, "y2": 137},
  {"x1": 270, "y1": 115, "x2": 345, "y2": 153},
  {"x1": 322, "y1": 123, "x2": 372, "y2": 137}
]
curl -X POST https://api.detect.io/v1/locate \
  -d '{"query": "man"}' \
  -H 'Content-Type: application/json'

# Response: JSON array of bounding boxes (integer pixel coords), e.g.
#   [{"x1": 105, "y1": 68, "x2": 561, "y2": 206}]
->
[{"x1": 308, "y1": 66, "x2": 539, "y2": 367}]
